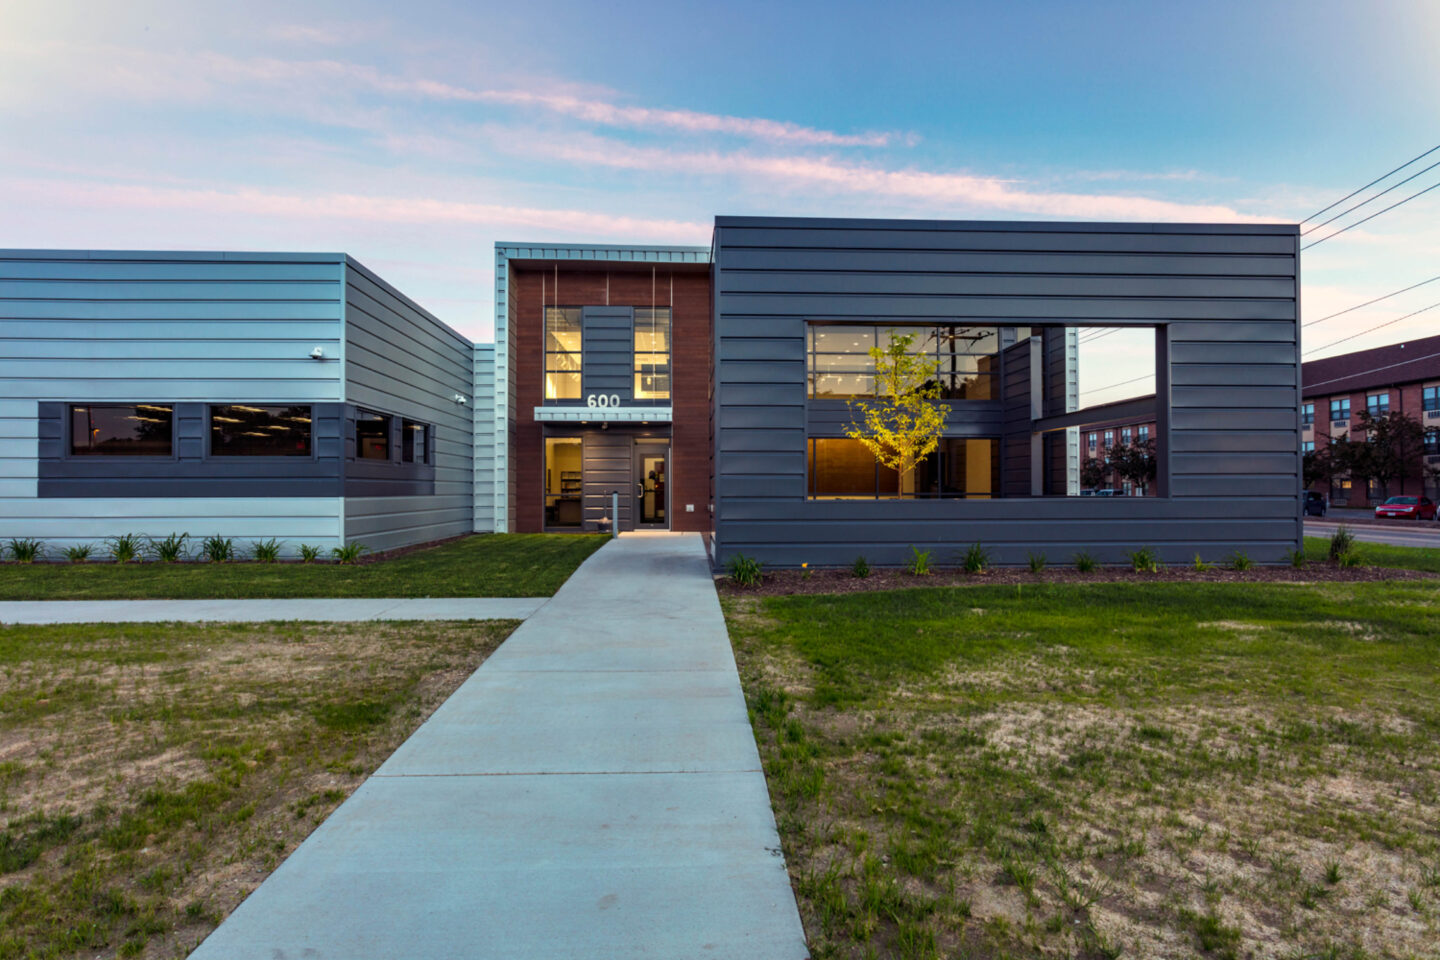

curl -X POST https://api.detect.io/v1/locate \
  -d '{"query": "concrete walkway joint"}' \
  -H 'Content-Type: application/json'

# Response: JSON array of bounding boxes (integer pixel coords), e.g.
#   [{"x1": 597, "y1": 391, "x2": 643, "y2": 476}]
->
[{"x1": 189, "y1": 533, "x2": 809, "y2": 960}]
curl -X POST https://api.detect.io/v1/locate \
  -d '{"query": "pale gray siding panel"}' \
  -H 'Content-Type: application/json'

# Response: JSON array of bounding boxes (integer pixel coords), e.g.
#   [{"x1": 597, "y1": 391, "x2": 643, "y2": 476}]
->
[
  {"x1": 0, "y1": 250, "x2": 346, "y2": 548},
  {"x1": 341, "y1": 259, "x2": 474, "y2": 551},
  {"x1": 713, "y1": 218, "x2": 1301, "y2": 567},
  {"x1": 472, "y1": 345, "x2": 497, "y2": 532}
]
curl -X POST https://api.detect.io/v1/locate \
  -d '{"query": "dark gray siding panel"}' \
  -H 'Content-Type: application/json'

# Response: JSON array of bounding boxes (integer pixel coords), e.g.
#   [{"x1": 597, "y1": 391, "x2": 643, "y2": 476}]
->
[
  {"x1": 582, "y1": 431, "x2": 633, "y2": 530},
  {"x1": 581, "y1": 306, "x2": 634, "y2": 400},
  {"x1": 712, "y1": 217, "x2": 1301, "y2": 568}
]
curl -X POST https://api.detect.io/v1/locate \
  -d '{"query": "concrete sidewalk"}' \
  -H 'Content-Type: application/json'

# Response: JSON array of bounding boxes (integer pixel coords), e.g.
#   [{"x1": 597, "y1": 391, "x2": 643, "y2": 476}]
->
[
  {"x1": 0, "y1": 596, "x2": 546, "y2": 624},
  {"x1": 189, "y1": 533, "x2": 808, "y2": 960}
]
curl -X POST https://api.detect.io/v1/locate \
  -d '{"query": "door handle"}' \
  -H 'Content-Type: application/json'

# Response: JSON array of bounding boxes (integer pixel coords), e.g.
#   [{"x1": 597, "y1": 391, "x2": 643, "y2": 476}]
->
[{"x1": 636, "y1": 482, "x2": 644, "y2": 499}]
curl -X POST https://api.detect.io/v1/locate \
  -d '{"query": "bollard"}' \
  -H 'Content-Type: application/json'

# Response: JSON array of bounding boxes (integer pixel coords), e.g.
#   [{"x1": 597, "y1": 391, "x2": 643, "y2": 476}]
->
[{"x1": 611, "y1": 490, "x2": 619, "y2": 538}]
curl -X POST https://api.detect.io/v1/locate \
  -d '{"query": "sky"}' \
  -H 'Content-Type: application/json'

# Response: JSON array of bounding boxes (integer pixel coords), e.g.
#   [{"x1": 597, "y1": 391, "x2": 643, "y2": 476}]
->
[{"x1": 2, "y1": 0, "x2": 1438, "y2": 405}]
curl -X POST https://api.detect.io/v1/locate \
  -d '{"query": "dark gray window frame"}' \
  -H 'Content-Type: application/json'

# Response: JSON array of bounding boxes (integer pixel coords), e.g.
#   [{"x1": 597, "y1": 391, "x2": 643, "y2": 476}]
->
[
  {"x1": 401, "y1": 418, "x2": 432, "y2": 465},
  {"x1": 354, "y1": 409, "x2": 393, "y2": 461},
  {"x1": 205, "y1": 404, "x2": 318, "y2": 461},
  {"x1": 64, "y1": 402, "x2": 179, "y2": 462}
]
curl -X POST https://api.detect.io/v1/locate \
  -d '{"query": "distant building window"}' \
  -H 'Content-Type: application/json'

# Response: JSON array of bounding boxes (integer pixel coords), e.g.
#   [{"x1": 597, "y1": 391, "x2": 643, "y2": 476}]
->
[
  {"x1": 1424, "y1": 385, "x2": 1440, "y2": 412},
  {"x1": 633, "y1": 307, "x2": 672, "y2": 401},
  {"x1": 545, "y1": 307, "x2": 582, "y2": 401},
  {"x1": 1087, "y1": 432, "x2": 1097, "y2": 449},
  {"x1": 1138, "y1": 425, "x2": 1150, "y2": 443},
  {"x1": 807, "y1": 437, "x2": 999, "y2": 499},
  {"x1": 1103, "y1": 430, "x2": 1114, "y2": 448},
  {"x1": 1302, "y1": 440, "x2": 1315, "y2": 453},
  {"x1": 356, "y1": 411, "x2": 391, "y2": 460},
  {"x1": 1331, "y1": 477, "x2": 1351, "y2": 503},
  {"x1": 1301, "y1": 403, "x2": 1314, "y2": 425},
  {"x1": 210, "y1": 405, "x2": 312, "y2": 457},
  {"x1": 69, "y1": 404, "x2": 173, "y2": 456},
  {"x1": 402, "y1": 420, "x2": 429, "y2": 464},
  {"x1": 1367, "y1": 392, "x2": 1390, "y2": 416},
  {"x1": 1330, "y1": 398, "x2": 1350, "y2": 422},
  {"x1": 1121, "y1": 428, "x2": 1132, "y2": 445},
  {"x1": 1426, "y1": 429, "x2": 1440, "y2": 455}
]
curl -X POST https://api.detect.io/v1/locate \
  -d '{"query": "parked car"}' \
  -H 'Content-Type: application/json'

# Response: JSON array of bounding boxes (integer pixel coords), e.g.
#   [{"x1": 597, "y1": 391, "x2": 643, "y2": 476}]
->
[
  {"x1": 1373, "y1": 496, "x2": 1437, "y2": 520},
  {"x1": 1303, "y1": 491, "x2": 1327, "y2": 517}
]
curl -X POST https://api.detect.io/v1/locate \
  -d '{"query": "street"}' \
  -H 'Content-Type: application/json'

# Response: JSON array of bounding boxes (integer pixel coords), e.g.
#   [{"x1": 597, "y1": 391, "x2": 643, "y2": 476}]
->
[{"x1": 1305, "y1": 519, "x2": 1440, "y2": 550}]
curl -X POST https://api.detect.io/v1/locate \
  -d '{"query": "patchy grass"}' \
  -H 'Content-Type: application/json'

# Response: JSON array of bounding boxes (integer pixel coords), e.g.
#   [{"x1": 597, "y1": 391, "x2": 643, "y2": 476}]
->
[
  {"x1": 1304, "y1": 535, "x2": 1440, "y2": 574},
  {"x1": 0, "y1": 533, "x2": 605, "y2": 599},
  {"x1": 726, "y1": 582, "x2": 1440, "y2": 959},
  {"x1": 0, "y1": 618, "x2": 516, "y2": 958}
]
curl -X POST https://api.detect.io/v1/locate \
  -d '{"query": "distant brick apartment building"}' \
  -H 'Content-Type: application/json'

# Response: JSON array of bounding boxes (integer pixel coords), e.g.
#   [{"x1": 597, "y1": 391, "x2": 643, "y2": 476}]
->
[
  {"x1": 1301, "y1": 333, "x2": 1440, "y2": 506},
  {"x1": 1080, "y1": 413, "x2": 1158, "y2": 496}
]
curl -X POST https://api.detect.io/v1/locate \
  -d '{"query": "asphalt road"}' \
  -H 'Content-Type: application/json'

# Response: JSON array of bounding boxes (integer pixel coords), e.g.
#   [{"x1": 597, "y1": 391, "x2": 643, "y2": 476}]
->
[{"x1": 1305, "y1": 518, "x2": 1440, "y2": 549}]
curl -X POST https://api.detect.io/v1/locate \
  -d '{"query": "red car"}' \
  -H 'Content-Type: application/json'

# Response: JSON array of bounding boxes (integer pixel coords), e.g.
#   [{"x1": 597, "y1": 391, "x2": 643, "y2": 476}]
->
[{"x1": 1373, "y1": 496, "x2": 1437, "y2": 520}]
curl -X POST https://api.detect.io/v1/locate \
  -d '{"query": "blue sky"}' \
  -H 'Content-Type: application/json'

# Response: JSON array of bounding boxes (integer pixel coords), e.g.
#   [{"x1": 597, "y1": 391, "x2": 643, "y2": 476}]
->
[{"x1": 2, "y1": 0, "x2": 1438, "y2": 403}]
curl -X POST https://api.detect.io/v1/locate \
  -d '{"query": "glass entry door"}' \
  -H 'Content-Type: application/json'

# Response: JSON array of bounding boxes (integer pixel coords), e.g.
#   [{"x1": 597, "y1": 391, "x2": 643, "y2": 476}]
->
[{"x1": 634, "y1": 442, "x2": 669, "y2": 528}]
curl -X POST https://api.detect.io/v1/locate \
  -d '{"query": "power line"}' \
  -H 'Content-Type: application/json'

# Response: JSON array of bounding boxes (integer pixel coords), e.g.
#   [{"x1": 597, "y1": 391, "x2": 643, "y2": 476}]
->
[
  {"x1": 1300, "y1": 157, "x2": 1440, "y2": 236},
  {"x1": 1302, "y1": 179, "x2": 1440, "y2": 250},
  {"x1": 1080, "y1": 373, "x2": 1154, "y2": 396},
  {"x1": 1303, "y1": 299, "x2": 1440, "y2": 355},
  {"x1": 1301, "y1": 143, "x2": 1440, "y2": 224},
  {"x1": 1303, "y1": 274, "x2": 1440, "y2": 328}
]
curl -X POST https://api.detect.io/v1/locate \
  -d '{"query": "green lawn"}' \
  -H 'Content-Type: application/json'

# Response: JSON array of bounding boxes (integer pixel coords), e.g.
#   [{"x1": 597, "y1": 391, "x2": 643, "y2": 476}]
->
[
  {"x1": 0, "y1": 618, "x2": 516, "y2": 958},
  {"x1": 0, "y1": 534, "x2": 607, "y2": 600},
  {"x1": 1304, "y1": 534, "x2": 1440, "y2": 573},
  {"x1": 727, "y1": 581, "x2": 1440, "y2": 959}
]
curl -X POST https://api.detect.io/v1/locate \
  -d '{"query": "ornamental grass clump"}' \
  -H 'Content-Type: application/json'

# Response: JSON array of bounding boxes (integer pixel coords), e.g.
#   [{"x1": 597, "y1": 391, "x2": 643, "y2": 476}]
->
[
  {"x1": 299, "y1": 544, "x2": 322, "y2": 564},
  {"x1": 727, "y1": 553, "x2": 762, "y2": 587},
  {"x1": 907, "y1": 545, "x2": 932, "y2": 576},
  {"x1": 1328, "y1": 525, "x2": 1357, "y2": 564},
  {"x1": 851, "y1": 555, "x2": 870, "y2": 579},
  {"x1": 107, "y1": 533, "x2": 143, "y2": 564},
  {"x1": 1192, "y1": 553, "x2": 1215, "y2": 572},
  {"x1": 250, "y1": 538, "x2": 283, "y2": 563},
  {"x1": 7, "y1": 537, "x2": 43, "y2": 563},
  {"x1": 332, "y1": 542, "x2": 368, "y2": 565},
  {"x1": 1026, "y1": 551, "x2": 1047, "y2": 574},
  {"x1": 1072, "y1": 550, "x2": 1098, "y2": 573},
  {"x1": 1126, "y1": 546, "x2": 1160, "y2": 573},
  {"x1": 959, "y1": 542, "x2": 990, "y2": 574},
  {"x1": 1286, "y1": 548, "x2": 1306, "y2": 568},
  {"x1": 149, "y1": 532, "x2": 189, "y2": 563},
  {"x1": 1229, "y1": 550, "x2": 1253, "y2": 572},
  {"x1": 63, "y1": 544, "x2": 92, "y2": 564},
  {"x1": 201, "y1": 535, "x2": 235, "y2": 564}
]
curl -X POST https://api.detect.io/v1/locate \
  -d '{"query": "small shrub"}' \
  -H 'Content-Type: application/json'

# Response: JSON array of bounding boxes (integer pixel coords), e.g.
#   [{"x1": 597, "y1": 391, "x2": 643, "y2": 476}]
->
[
  {"x1": 1229, "y1": 550, "x2": 1253, "y2": 572},
  {"x1": 6, "y1": 538, "x2": 43, "y2": 563},
  {"x1": 1192, "y1": 553, "x2": 1215, "y2": 572},
  {"x1": 850, "y1": 555, "x2": 870, "y2": 579},
  {"x1": 1026, "y1": 551, "x2": 1047, "y2": 574},
  {"x1": 63, "y1": 544, "x2": 93, "y2": 563},
  {"x1": 108, "y1": 533, "x2": 143, "y2": 564},
  {"x1": 299, "y1": 544, "x2": 322, "y2": 564},
  {"x1": 149, "y1": 532, "x2": 189, "y2": 563},
  {"x1": 332, "y1": 542, "x2": 368, "y2": 565},
  {"x1": 201, "y1": 535, "x2": 235, "y2": 564},
  {"x1": 960, "y1": 541, "x2": 989, "y2": 574},
  {"x1": 1285, "y1": 547, "x2": 1306, "y2": 568},
  {"x1": 1073, "y1": 550, "x2": 1098, "y2": 573},
  {"x1": 727, "y1": 553, "x2": 762, "y2": 587},
  {"x1": 1337, "y1": 550, "x2": 1363, "y2": 568},
  {"x1": 1328, "y1": 525, "x2": 1355, "y2": 562},
  {"x1": 250, "y1": 538, "x2": 283, "y2": 563},
  {"x1": 907, "y1": 545, "x2": 932, "y2": 576},
  {"x1": 1126, "y1": 546, "x2": 1159, "y2": 573}
]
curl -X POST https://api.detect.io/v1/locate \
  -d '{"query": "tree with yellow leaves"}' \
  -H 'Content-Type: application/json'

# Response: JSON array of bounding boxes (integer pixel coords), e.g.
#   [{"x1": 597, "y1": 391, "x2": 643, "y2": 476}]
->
[{"x1": 844, "y1": 331, "x2": 947, "y2": 496}]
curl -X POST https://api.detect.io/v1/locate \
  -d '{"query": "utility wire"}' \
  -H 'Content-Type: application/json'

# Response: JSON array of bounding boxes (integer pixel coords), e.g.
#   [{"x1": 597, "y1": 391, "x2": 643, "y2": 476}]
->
[
  {"x1": 1301, "y1": 158, "x2": 1440, "y2": 235},
  {"x1": 1080, "y1": 373, "x2": 1154, "y2": 396},
  {"x1": 1302, "y1": 179, "x2": 1440, "y2": 250},
  {"x1": 1304, "y1": 274, "x2": 1440, "y2": 327},
  {"x1": 1303, "y1": 348, "x2": 1440, "y2": 392},
  {"x1": 1301, "y1": 143, "x2": 1440, "y2": 224},
  {"x1": 1303, "y1": 300, "x2": 1440, "y2": 355}
]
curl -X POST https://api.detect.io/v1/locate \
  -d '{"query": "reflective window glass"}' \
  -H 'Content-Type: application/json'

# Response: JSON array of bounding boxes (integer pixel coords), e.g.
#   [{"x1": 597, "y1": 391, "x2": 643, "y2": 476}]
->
[
  {"x1": 69, "y1": 404, "x2": 173, "y2": 456},
  {"x1": 210, "y1": 405, "x2": 312, "y2": 456}
]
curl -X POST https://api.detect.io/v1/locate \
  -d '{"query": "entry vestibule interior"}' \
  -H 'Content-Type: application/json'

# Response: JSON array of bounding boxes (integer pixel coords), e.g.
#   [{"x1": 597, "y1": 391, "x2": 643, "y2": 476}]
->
[{"x1": 542, "y1": 429, "x2": 673, "y2": 532}]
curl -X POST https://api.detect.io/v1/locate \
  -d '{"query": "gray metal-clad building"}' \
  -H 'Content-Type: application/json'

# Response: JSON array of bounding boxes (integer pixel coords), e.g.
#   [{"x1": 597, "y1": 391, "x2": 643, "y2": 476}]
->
[
  {"x1": 0, "y1": 250, "x2": 473, "y2": 556},
  {"x1": 710, "y1": 216, "x2": 1302, "y2": 568}
]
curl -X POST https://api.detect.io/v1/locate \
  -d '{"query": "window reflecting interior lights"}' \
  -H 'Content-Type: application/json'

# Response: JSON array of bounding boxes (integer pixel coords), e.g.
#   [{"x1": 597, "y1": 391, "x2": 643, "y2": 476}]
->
[
  {"x1": 545, "y1": 307, "x2": 582, "y2": 400},
  {"x1": 545, "y1": 437, "x2": 583, "y2": 527},
  {"x1": 633, "y1": 307, "x2": 671, "y2": 400},
  {"x1": 356, "y1": 411, "x2": 390, "y2": 459},
  {"x1": 210, "y1": 405, "x2": 313, "y2": 456},
  {"x1": 69, "y1": 404, "x2": 174, "y2": 456}
]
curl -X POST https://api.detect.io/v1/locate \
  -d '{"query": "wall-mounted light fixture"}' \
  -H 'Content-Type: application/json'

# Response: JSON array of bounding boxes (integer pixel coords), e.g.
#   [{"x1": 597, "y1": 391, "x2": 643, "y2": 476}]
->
[
  {"x1": 453, "y1": 393, "x2": 469, "y2": 405},
  {"x1": 310, "y1": 346, "x2": 326, "y2": 360}
]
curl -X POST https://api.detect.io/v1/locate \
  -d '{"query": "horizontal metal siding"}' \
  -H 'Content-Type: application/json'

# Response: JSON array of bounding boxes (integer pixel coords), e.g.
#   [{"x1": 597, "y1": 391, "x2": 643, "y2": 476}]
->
[
  {"x1": 472, "y1": 345, "x2": 497, "y2": 532},
  {"x1": 712, "y1": 219, "x2": 1301, "y2": 567},
  {"x1": 581, "y1": 306, "x2": 634, "y2": 399},
  {"x1": 342, "y1": 260, "x2": 474, "y2": 552},
  {"x1": 0, "y1": 251, "x2": 346, "y2": 547}
]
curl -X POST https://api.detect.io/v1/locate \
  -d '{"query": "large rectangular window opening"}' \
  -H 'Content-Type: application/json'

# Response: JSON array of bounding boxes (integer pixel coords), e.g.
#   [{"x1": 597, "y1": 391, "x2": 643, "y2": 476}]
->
[
  {"x1": 807, "y1": 437, "x2": 999, "y2": 499},
  {"x1": 544, "y1": 437, "x2": 583, "y2": 527},
  {"x1": 634, "y1": 307, "x2": 671, "y2": 401},
  {"x1": 356, "y1": 411, "x2": 391, "y2": 460},
  {"x1": 69, "y1": 404, "x2": 173, "y2": 456},
  {"x1": 210, "y1": 405, "x2": 312, "y2": 457},
  {"x1": 545, "y1": 306, "x2": 582, "y2": 401},
  {"x1": 807, "y1": 324, "x2": 998, "y2": 400}
]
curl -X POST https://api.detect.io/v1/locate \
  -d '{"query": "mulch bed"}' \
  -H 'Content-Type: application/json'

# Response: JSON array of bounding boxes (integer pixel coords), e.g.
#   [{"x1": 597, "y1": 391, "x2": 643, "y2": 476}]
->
[{"x1": 716, "y1": 562, "x2": 1439, "y2": 597}]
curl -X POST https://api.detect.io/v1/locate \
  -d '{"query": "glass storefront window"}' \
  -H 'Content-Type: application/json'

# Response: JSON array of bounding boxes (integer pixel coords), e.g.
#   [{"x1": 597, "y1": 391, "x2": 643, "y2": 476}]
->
[
  {"x1": 545, "y1": 437, "x2": 583, "y2": 527},
  {"x1": 210, "y1": 405, "x2": 312, "y2": 457},
  {"x1": 69, "y1": 404, "x2": 173, "y2": 456}
]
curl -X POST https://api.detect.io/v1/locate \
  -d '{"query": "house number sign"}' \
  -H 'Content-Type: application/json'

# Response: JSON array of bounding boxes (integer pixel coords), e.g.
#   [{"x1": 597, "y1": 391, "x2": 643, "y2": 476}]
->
[{"x1": 586, "y1": 394, "x2": 622, "y2": 408}]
